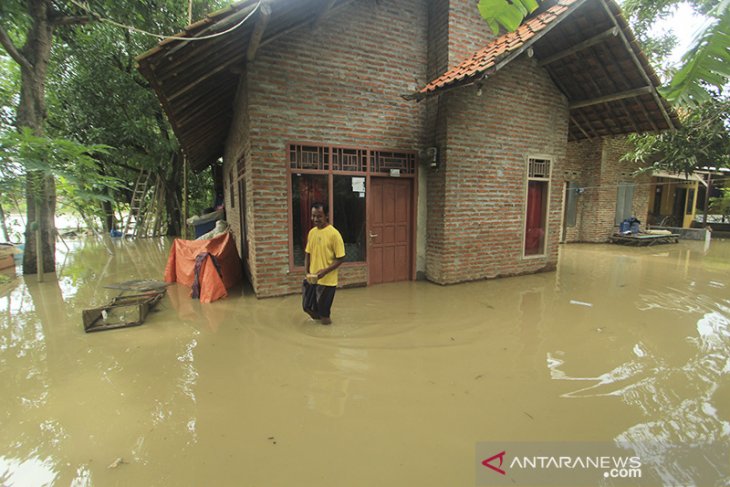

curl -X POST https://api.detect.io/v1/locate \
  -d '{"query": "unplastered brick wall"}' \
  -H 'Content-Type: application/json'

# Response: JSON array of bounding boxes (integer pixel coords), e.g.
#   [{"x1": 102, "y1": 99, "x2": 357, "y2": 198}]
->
[
  {"x1": 427, "y1": 0, "x2": 450, "y2": 81},
  {"x1": 223, "y1": 73, "x2": 255, "y2": 287},
  {"x1": 601, "y1": 136, "x2": 650, "y2": 231},
  {"x1": 447, "y1": 0, "x2": 496, "y2": 69},
  {"x1": 424, "y1": 96, "x2": 448, "y2": 280},
  {"x1": 563, "y1": 138, "x2": 602, "y2": 242},
  {"x1": 563, "y1": 137, "x2": 650, "y2": 243},
  {"x1": 236, "y1": 0, "x2": 429, "y2": 297},
  {"x1": 427, "y1": 56, "x2": 569, "y2": 284}
]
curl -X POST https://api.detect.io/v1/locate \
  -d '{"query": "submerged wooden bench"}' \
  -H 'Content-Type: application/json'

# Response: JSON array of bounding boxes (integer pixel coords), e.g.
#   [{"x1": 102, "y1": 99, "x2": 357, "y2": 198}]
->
[
  {"x1": 609, "y1": 233, "x2": 680, "y2": 246},
  {"x1": 82, "y1": 280, "x2": 169, "y2": 333},
  {"x1": 83, "y1": 292, "x2": 165, "y2": 332}
]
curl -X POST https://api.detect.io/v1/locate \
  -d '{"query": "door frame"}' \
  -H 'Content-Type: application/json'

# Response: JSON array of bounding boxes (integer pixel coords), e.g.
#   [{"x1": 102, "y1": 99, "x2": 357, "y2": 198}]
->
[
  {"x1": 366, "y1": 174, "x2": 417, "y2": 285},
  {"x1": 237, "y1": 167, "x2": 249, "y2": 275},
  {"x1": 285, "y1": 144, "x2": 419, "y2": 284}
]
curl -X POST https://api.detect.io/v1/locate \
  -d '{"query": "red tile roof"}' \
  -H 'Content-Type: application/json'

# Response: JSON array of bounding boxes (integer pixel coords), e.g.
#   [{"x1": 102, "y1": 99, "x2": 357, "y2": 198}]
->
[{"x1": 417, "y1": 0, "x2": 582, "y2": 97}]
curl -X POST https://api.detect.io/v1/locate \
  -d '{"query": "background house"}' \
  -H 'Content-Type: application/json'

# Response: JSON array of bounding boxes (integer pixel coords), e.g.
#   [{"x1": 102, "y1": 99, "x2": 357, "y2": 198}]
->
[
  {"x1": 138, "y1": 0, "x2": 678, "y2": 297},
  {"x1": 647, "y1": 171, "x2": 704, "y2": 228},
  {"x1": 561, "y1": 136, "x2": 653, "y2": 243}
]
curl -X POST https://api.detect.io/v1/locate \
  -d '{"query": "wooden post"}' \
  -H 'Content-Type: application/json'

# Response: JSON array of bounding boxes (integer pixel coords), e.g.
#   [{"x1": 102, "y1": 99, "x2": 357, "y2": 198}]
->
[
  {"x1": 33, "y1": 177, "x2": 44, "y2": 282},
  {"x1": 182, "y1": 154, "x2": 189, "y2": 239},
  {"x1": 34, "y1": 224, "x2": 43, "y2": 282},
  {"x1": 703, "y1": 171, "x2": 712, "y2": 227}
]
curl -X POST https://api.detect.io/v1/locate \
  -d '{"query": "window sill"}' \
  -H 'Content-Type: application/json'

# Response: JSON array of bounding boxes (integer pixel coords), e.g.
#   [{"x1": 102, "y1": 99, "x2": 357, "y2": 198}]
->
[{"x1": 522, "y1": 253, "x2": 547, "y2": 260}]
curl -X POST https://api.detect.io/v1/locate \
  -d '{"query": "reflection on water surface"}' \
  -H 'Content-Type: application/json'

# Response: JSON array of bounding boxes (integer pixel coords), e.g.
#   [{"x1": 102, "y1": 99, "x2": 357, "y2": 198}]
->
[{"x1": 0, "y1": 238, "x2": 728, "y2": 486}]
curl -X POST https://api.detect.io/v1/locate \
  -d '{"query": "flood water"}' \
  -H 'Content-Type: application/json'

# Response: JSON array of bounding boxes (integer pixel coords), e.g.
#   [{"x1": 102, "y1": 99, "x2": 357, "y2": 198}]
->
[{"x1": 1, "y1": 237, "x2": 729, "y2": 486}]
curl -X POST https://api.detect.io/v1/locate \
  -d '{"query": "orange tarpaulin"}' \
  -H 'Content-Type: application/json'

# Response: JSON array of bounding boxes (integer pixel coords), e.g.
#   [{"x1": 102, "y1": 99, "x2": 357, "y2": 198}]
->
[{"x1": 164, "y1": 232, "x2": 242, "y2": 303}]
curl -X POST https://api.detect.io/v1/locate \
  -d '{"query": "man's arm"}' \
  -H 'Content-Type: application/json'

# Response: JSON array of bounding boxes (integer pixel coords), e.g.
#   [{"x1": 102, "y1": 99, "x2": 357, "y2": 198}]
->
[
  {"x1": 316, "y1": 257, "x2": 344, "y2": 280},
  {"x1": 304, "y1": 252, "x2": 310, "y2": 275}
]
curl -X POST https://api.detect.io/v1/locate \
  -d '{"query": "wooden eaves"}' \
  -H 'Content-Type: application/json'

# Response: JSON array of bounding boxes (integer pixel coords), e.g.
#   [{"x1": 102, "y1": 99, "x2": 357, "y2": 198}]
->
[
  {"x1": 404, "y1": 0, "x2": 680, "y2": 141},
  {"x1": 136, "y1": 0, "x2": 354, "y2": 172}
]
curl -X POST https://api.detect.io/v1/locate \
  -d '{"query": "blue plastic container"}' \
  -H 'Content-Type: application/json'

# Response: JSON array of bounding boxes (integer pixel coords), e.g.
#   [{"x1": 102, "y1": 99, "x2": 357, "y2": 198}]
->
[{"x1": 194, "y1": 220, "x2": 216, "y2": 238}]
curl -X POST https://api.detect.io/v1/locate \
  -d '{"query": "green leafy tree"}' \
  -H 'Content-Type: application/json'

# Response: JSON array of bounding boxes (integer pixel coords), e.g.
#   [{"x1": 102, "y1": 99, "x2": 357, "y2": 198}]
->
[
  {"x1": 660, "y1": 0, "x2": 730, "y2": 104},
  {"x1": 47, "y1": 0, "x2": 226, "y2": 236},
  {"x1": 625, "y1": 98, "x2": 730, "y2": 173},
  {"x1": 1, "y1": 0, "x2": 226, "y2": 273},
  {"x1": 48, "y1": 20, "x2": 176, "y2": 233},
  {"x1": 0, "y1": 0, "x2": 93, "y2": 274},
  {"x1": 619, "y1": 0, "x2": 683, "y2": 73},
  {"x1": 0, "y1": 54, "x2": 19, "y2": 131},
  {"x1": 478, "y1": 0, "x2": 540, "y2": 33},
  {"x1": 0, "y1": 54, "x2": 22, "y2": 241},
  {"x1": 0, "y1": 128, "x2": 122, "y2": 239},
  {"x1": 709, "y1": 187, "x2": 730, "y2": 219},
  {"x1": 477, "y1": 0, "x2": 728, "y2": 105}
]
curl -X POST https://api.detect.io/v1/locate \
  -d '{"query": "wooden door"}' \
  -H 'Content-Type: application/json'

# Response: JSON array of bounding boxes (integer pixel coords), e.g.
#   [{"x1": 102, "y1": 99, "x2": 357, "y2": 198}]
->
[{"x1": 368, "y1": 178, "x2": 412, "y2": 284}]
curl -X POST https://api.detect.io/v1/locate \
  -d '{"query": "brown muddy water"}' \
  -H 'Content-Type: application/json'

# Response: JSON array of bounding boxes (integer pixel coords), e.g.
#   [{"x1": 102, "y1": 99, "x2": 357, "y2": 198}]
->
[{"x1": 1, "y1": 237, "x2": 729, "y2": 487}]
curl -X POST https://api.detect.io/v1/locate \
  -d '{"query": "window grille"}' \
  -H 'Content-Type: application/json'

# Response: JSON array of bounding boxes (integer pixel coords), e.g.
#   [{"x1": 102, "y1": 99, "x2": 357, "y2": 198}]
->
[
  {"x1": 332, "y1": 148, "x2": 366, "y2": 172},
  {"x1": 289, "y1": 145, "x2": 415, "y2": 175},
  {"x1": 290, "y1": 145, "x2": 329, "y2": 170},
  {"x1": 370, "y1": 151, "x2": 416, "y2": 174},
  {"x1": 528, "y1": 158, "x2": 550, "y2": 179}
]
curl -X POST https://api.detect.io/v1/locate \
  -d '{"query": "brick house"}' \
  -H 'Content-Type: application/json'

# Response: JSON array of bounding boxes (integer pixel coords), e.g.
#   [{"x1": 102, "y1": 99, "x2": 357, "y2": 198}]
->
[
  {"x1": 646, "y1": 171, "x2": 704, "y2": 228},
  {"x1": 138, "y1": 0, "x2": 678, "y2": 297}
]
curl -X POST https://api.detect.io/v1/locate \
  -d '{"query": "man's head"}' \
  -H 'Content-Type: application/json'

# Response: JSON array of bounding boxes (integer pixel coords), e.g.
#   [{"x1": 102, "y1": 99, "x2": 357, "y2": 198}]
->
[{"x1": 311, "y1": 202, "x2": 328, "y2": 229}]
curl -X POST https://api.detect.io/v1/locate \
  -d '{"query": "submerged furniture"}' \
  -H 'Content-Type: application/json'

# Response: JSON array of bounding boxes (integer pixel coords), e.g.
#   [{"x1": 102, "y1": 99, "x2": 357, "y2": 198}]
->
[
  {"x1": 609, "y1": 233, "x2": 679, "y2": 246},
  {"x1": 82, "y1": 280, "x2": 169, "y2": 332},
  {"x1": 0, "y1": 243, "x2": 21, "y2": 270}
]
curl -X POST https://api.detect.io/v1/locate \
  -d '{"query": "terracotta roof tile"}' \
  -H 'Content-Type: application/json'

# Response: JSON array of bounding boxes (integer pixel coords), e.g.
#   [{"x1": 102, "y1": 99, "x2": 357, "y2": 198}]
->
[{"x1": 419, "y1": 0, "x2": 582, "y2": 95}]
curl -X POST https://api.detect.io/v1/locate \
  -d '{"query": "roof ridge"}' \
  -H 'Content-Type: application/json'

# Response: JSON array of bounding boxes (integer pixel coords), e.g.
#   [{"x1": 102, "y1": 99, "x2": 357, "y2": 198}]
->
[{"x1": 407, "y1": 0, "x2": 584, "y2": 100}]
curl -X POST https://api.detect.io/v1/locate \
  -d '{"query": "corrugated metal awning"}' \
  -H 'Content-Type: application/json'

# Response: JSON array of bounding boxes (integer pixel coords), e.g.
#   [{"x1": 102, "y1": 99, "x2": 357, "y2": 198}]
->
[{"x1": 652, "y1": 170, "x2": 707, "y2": 186}]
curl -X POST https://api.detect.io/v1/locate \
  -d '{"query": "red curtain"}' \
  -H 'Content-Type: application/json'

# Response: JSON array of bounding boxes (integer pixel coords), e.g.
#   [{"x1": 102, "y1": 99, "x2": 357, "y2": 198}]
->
[
  {"x1": 299, "y1": 176, "x2": 326, "y2": 249},
  {"x1": 525, "y1": 181, "x2": 545, "y2": 255}
]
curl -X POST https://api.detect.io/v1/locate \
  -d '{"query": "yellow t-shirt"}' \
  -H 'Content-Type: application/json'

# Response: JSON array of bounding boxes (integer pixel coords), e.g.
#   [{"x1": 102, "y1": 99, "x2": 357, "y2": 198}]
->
[{"x1": 305, "y1": 225, "x2": 345, "y2": 287}]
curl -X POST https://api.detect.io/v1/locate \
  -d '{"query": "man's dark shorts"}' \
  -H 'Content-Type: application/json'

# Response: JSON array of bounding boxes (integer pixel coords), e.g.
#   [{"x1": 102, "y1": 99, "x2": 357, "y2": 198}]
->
[{"x1": 302, "y1": 280, "x2": 337, "y2": 319}]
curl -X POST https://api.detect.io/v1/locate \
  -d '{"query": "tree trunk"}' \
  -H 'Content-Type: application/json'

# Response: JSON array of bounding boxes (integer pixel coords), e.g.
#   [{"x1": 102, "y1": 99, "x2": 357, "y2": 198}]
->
[
  {"x1": 97, "y1": 160, "x2": 114, "y2": 232},
  {"x1": 165, "y1": 151, "x2": 182, "y2": 236},
  {"x1": 19, "y1": 0, "x2": 56, "y2": 275},
  {"x1": 24, "y1": 171, "x2": 56, "y2": 274},
  {"x1": 0, "y1": 203, "x2": 9, "y2": 242},
  {"x1": 702, "y1": 171, "x2": 712, "y2": 228},
  {"x1": 101, "y1": 199, "x2": 114, "y2": 232}
]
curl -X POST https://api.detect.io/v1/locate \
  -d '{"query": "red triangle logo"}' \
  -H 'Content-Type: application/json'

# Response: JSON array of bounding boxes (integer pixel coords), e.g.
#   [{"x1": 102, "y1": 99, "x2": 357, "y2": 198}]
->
[{"x1": 482, "y1": 450, "x2": 507, "y2": 475}]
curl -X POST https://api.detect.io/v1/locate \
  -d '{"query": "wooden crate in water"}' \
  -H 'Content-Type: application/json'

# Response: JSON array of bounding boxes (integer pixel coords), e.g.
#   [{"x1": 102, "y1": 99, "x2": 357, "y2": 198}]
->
[{"x1": 83, "y1": 292, "x2": 164, "y2": 333}]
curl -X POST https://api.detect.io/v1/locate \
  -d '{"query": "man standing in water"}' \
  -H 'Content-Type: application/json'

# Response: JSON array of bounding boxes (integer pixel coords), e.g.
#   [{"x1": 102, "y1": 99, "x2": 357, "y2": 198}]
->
[{"x1": 303, "y1": 202, "x2": 345, "y2": 325}]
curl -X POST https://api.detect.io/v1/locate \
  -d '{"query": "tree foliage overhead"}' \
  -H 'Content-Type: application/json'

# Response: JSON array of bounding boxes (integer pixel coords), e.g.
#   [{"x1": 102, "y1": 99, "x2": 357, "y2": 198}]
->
[
  {"x1": 0, "y1": 54, "x2": 19, "y2": 131},
  {"x1": 0, "y1": 127, "x2": 121, "y2": 216},
  {"x1": 625, "y1": 98, "x2": 730, "y2": 173},
  {"x1": 47, "y1": 16, "x2": 178, "y2": 178},
  {"x1": 0, "y1": 0, "x2": 228, "y2": 251},
  {"x1": 660, "y1": 0, "x2": 730, "y2": 104},
  {"x1": 477, "y1": 0, "x2": 540, "y2": 34},
  {"x1": 476, "y1": 0, "x2": 728, "y2": 106}
]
